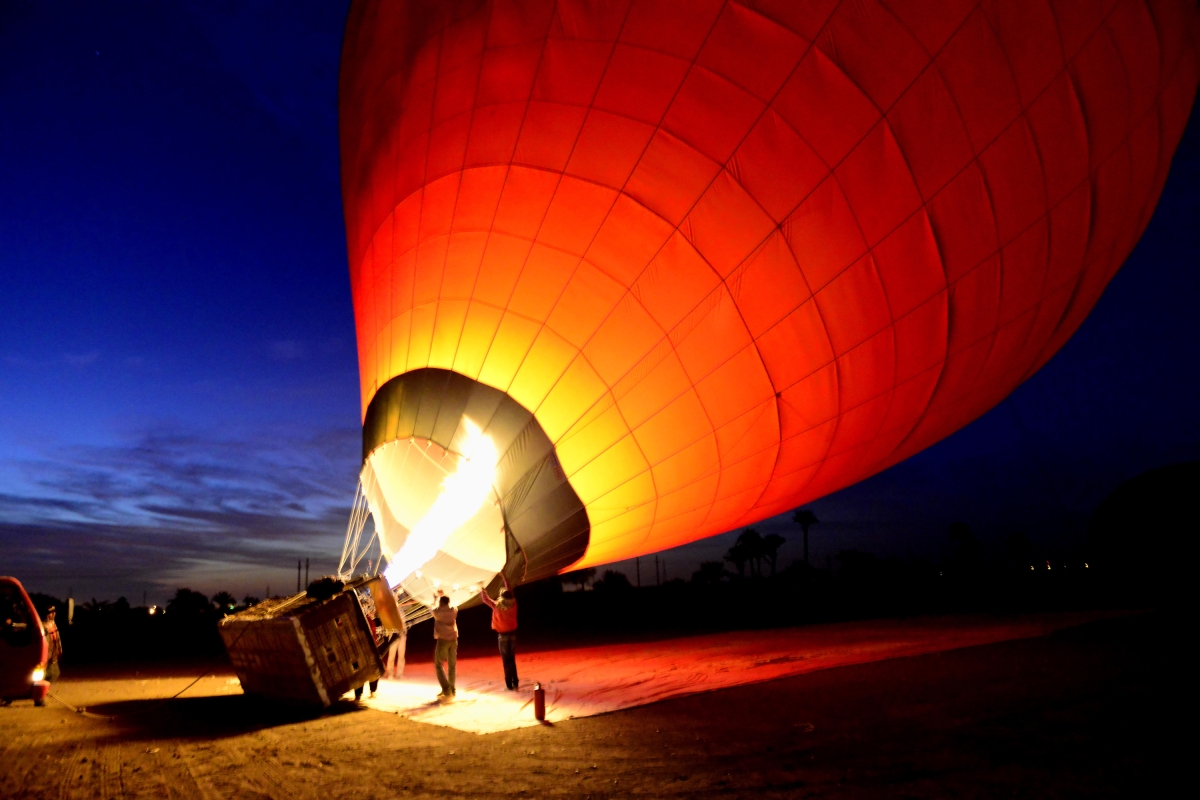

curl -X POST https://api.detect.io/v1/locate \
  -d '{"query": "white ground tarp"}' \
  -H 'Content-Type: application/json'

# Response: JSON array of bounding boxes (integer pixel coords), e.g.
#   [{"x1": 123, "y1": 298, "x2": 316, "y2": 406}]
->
[{"x1": 356, "y1": 612, "x2": 1119, "y2": 734}]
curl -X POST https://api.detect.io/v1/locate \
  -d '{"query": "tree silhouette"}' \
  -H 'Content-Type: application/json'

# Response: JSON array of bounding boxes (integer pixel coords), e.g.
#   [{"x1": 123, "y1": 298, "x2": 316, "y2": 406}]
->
[
  {"x1": 762, "y1": 534, "x2": 786, "y2": 576},
  {"x1": 724, "y1": 541, "x2": 749, "y2": 577},
  {"x1": 83, "y1": 598, "x2": 112, "y2": 614},
  {"x1": 211, "y1": 591, "x2": 237, "y2": 613},
  {"x1": 741, "y1": 528, "x2": 765, "y2": 577},
  {"x1": 1004, "y1": 531, "x2": 1033, "y2": 572},
  {"x1": 792, "y1": 509, "x2": 819, "y2": 565},
  {"x1": 692, "y1": 561, "x2": 727, "y2": 585},
  {"x1": 167, "y1": 588, "x2": 212, "y2": 618},
  {"x1": 837, "y1": 548, "x2": 881, "y2": 583},
  {"x1": 594, "y1": 569, "x2": 632, "y2": 592},
  {"x1": 948, "y1": 521, "x2": 982, "y2": 574},
  {"x1": 727, "y1": 528, "x2": 770, "y2": 578},
  {"x1": 561, "y1": 567, "x2": 596, "y2": 591}
]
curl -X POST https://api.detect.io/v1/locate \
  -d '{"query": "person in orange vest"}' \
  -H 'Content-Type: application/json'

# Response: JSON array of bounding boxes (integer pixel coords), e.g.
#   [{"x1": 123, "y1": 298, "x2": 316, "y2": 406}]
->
[{"x1": 479, "y1": 575, "x2": 519, "y2": 690}]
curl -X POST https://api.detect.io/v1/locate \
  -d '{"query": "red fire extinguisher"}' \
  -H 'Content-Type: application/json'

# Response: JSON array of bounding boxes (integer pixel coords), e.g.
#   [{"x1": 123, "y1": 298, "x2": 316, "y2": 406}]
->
[{"x1": 533, "y1": 682, "x2": 545, "y2": 722}]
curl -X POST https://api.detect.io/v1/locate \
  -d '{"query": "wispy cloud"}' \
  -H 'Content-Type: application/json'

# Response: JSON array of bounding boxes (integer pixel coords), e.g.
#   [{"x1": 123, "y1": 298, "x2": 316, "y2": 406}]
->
[{"x1": 2, "y1": 422, "x2": 363, "y2": 599}]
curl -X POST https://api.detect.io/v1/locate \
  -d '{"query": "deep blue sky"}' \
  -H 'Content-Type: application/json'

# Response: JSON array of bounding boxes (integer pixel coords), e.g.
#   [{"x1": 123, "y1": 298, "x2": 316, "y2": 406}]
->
[{"x1": 2, "y1": 2, "x2": 1197, "y2": 603}]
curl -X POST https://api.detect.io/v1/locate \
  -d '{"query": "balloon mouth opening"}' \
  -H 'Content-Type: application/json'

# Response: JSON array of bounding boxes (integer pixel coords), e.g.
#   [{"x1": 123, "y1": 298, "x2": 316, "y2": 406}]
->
[
  {"x1": 357, "y1": 368, "x2": 592, "y2": 590},
  {"x1": 361, "y1": 417, "x2": 506, "y2": 609}
]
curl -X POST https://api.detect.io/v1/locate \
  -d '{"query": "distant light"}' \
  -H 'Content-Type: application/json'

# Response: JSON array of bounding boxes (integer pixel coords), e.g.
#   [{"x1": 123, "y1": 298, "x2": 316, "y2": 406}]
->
[
  {"x1": 1085, "y1": 563, "x2": 1089, "y2": 568},
  {"x1": 148, "y1": 606, "x2": 158, "y2": 615},
  {"x1": 415, "y1": 570, "x2": 422, "y2": 578},
  {"x1": 1030, "y1": 566, "x2": 1035, "y2": 571},
  {"x1": 452, "y1": 583, "x2": 460, "y2": 590}
]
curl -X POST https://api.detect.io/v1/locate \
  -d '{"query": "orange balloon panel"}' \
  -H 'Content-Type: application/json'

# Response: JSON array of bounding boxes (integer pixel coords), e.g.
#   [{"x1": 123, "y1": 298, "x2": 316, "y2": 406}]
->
[{"x1": 340, "y1": 0, "x2": 1200, "y2": 570}]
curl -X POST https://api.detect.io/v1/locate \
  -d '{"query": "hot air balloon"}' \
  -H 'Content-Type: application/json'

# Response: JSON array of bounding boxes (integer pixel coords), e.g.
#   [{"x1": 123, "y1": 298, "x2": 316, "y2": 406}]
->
[{"x1": 337, "y1": 0, "x2": 1199, "y2": 608}]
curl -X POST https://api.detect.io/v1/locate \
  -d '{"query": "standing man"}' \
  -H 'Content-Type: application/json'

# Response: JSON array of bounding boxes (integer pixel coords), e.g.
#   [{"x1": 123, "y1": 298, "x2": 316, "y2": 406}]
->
[
  {"x1": 384, "y1": 614, "x2": 407, "y2": 679},
  {"x1": 44, "y1": 606, "x2": 62, "y2": 683},
  {"x1": 430, "y1": 590, "x2": 458, "y2": 699},
  {"x1": 479, "y1": 575, "x2": 519, "y2": 690}
]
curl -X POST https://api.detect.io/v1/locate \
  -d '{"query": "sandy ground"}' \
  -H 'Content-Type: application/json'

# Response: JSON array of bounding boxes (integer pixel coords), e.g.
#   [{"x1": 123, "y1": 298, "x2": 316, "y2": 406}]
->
[
  {"x1": 0, "y1": 612, "x2": 1177, "y2": 798},
  {"x1": 360, "y1": 612, "x2": 1117, "y2": 732}
]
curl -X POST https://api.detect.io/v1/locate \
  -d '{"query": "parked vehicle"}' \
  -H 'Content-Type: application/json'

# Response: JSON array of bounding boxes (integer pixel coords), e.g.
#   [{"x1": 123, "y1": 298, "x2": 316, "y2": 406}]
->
[{"x1": 0, "y1": 577, "x2": 50, "y2": 706}]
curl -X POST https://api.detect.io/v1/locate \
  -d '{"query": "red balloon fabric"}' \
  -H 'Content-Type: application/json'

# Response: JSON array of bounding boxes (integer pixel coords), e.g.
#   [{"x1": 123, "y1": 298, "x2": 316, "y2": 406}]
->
[{"x1": 340, "y1": 0, "x2": 1199, "y2": 568}]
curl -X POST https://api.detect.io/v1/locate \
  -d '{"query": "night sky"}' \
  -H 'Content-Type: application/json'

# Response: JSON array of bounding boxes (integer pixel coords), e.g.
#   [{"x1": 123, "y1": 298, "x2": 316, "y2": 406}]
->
[{"x1": 2, "y1": 2, "x2": 1197, "y2": 604}]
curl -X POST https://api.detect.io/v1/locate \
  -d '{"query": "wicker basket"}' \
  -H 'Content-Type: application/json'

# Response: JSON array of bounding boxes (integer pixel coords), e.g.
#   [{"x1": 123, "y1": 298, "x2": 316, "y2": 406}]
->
[{"x1": 219, "y1": 590, "x2": 382, "y2": 707}]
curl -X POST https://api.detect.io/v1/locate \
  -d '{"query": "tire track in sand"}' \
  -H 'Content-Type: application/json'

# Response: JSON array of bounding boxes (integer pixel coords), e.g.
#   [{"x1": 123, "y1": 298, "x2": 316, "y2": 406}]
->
[
  {"x1": 99, "y1": 740, "x2": 126, "y2": 800},
  {"x1": 0, "y1": 732, "x2": 58, "y2": 798},
  {"x1": 177, "y1": 734, "x2": 299, "y2": 800}
]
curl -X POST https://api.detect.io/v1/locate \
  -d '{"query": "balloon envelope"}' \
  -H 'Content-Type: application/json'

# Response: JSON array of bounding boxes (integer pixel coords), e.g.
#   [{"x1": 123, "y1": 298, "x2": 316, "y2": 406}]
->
[{"x1": 340, "y1": 0, "x2": 1200, "y2": 580}]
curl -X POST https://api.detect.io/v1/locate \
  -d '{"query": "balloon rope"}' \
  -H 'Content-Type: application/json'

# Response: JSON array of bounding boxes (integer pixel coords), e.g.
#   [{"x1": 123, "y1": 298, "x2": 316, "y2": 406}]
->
[
  {"x1": 397, "y1": 595, "x2": 432, "y2": 628},
  {"x1": 348, "y1": 491, "x2": 369, "y2": 569},
  {"x1": 338, "y1": 482, "x2": 362, "y2": 575},
  {"x1": 348, "y1": 528, "x2": 378, "y2": 575},
  {"x1": 338, "y1": 481, "x2": 372, "y2": 579}
]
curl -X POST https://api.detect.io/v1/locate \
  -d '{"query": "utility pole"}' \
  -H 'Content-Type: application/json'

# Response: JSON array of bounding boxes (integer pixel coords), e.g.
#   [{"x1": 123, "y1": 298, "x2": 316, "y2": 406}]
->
[
  {"x1": 305, "y1": 558, "x2": 310, "y2": 586},
  {"x1": 654, "y1": 555, "x2": 660, "y2": 585},
  {"x1": 297, "y1": 559, "x2": 301, "y2": 593}
]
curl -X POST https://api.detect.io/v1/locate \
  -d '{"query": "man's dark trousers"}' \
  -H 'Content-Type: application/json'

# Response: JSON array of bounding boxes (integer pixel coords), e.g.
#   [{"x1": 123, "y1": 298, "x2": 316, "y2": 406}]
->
[{"x1": 498, "y1": 632, "x2": 518, "y2": 689}]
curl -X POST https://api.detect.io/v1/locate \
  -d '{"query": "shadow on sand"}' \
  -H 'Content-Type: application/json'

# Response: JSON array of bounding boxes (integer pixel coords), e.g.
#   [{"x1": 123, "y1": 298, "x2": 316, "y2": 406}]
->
[{"x1": 81, "y1": 694, "x2": 365, "y2": 741}]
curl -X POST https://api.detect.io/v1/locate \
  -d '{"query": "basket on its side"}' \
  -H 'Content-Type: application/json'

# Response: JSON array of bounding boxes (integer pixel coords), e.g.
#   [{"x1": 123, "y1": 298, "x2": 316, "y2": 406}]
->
[{"x1": 219, "y1": 590, "x2": 382, "y2": 707}]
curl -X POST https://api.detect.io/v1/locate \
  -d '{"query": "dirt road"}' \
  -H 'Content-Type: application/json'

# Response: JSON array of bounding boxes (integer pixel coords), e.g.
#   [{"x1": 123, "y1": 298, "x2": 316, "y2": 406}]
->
[{"x1": 0, "y1": 613, "x2": 1176, "y2": 798}]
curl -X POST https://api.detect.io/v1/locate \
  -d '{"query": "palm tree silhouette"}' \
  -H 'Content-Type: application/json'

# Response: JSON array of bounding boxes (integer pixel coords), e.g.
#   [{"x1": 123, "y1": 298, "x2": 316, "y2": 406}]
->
[
  {"x1": 739, "y1": 528, "x2": 767, "y2": 577},
  {"x1": 762, "y1": 533, "x2": 786, "y2": 576},
  {"x1": 211, "y1": 591, "x2": 237, "y2": 614},
  {"x1": 561, "y1": 567, "x2": 596, "y2": 591},
  {"x1": 724, "y1": 540, "x2": 750, "y2": 577},
  {"x1": 792, "y1": 509, "x2": 819, "y2": 566},
  {"x1": 692, "y1": 561, "x2": 728, "y2": 585}
]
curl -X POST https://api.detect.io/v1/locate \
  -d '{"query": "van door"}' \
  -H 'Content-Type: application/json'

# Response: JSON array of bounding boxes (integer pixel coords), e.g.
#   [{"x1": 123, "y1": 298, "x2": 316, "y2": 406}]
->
[{"x1": 0, "y1": 578, "x2": 47, "y2": 700}]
